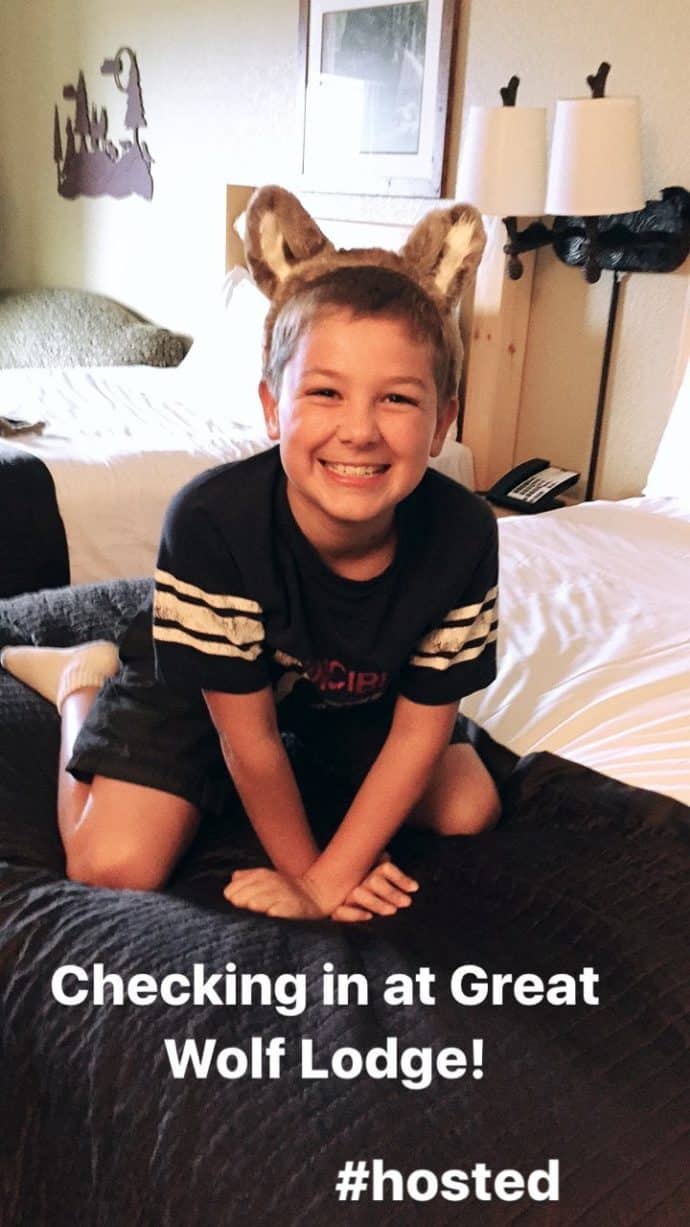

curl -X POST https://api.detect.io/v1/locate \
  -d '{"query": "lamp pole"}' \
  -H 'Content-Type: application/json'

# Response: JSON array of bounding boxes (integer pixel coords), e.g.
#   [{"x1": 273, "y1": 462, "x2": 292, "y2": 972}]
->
[{"x1": 585, "y1": 270, "x2": 621, "y2": 501}]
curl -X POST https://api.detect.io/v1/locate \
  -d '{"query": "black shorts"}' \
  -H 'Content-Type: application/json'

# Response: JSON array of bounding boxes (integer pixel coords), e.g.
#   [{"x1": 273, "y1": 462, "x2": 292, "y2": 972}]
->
[{"x1": 68, "y1": 608, "x2": 471, "y2": 818}]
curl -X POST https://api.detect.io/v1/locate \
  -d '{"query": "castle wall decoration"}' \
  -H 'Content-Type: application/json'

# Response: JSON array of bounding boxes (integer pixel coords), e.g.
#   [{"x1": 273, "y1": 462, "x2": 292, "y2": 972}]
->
[{"x1": 54, "y1": 48, "x2": 154, "y2": 200}]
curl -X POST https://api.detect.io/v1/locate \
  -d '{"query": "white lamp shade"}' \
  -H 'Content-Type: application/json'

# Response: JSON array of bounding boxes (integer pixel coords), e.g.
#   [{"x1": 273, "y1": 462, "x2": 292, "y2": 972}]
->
[
  {"x1": 457, "y1": 105, "x2": 547, "y2": 217},
  {"x1": 545, "y1": 96, "x2": 645, "y2": 216}
]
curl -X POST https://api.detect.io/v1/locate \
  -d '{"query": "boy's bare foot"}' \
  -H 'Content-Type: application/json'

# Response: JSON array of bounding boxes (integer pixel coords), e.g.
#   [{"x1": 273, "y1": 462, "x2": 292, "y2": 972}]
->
[{"x1": 0, "y1": 641, "x2": 119, "y2": 710}]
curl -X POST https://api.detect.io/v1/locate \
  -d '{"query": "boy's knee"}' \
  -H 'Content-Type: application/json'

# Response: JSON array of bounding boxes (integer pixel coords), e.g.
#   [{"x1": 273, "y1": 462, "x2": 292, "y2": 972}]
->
[
  {"x1": 436, "y1": 785, "x2": 501, "y2": 837},
  {"x1": 66, "y1": 846, "x2": 166, "y2": 892}
]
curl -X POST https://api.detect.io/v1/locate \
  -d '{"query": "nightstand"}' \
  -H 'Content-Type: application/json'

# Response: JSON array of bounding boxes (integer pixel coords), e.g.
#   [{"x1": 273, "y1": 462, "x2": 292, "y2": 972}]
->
[{"x1": 489, "y1": 503, "x2": 520, "y2": 519}]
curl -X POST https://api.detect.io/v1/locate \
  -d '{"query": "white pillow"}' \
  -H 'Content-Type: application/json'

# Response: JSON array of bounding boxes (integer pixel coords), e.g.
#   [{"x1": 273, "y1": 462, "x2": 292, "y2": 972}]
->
[
  {"x1": 428, "y1": 436, "x2": 475, "y2": 488},
  {"x1": 179, "y1": 267, "x2": 269, "y2": 434},
  {"x1": 643, "y1": 359, "x2": 690, "y2": 505}
]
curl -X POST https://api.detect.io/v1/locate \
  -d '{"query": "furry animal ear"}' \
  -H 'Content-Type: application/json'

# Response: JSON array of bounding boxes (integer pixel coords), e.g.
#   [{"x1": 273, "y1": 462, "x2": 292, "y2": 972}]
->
[
  {"x1": 401, "y1": 204, "x2": 485, "y2": 308},
  {"x1": 245, "y1": 185, "x2": 335, "y2": 299}
]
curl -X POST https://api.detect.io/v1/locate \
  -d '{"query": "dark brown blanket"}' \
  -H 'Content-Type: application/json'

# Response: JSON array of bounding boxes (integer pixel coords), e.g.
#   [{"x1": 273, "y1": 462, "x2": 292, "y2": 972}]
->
[{"x1": 1, "y1": 580, "x2": 688, "y2": 1226}]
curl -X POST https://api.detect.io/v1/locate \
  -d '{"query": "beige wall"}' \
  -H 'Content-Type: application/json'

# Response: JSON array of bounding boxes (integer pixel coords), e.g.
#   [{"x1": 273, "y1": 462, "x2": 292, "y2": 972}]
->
[
  {"x1": 0, "y1": 0, "x2": 299, "y2": 335},
  {"x1": 0, "y1": 0, "x2": 687, "y2": 496},
  {"x1": 460, "y1": 0, "x2": 690, "y2": 498}
]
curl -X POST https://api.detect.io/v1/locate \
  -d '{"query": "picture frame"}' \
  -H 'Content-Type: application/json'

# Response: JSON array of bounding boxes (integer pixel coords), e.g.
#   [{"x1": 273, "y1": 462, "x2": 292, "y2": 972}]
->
[{"x1": 297, "y1": 0, "x2": 456, "y2": 197}]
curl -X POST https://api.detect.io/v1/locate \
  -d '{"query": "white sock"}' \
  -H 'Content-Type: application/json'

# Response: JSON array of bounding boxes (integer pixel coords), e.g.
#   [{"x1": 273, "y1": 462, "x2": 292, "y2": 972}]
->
[{"x1": 0, "y1": 640, "x2": 120, "y2": 711}]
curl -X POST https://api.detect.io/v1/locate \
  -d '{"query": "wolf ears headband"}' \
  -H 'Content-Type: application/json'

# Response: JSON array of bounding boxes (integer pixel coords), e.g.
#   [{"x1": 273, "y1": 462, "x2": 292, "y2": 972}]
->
[{"x1": 244, "y1": 185, "x2": 486, "y2": 390}]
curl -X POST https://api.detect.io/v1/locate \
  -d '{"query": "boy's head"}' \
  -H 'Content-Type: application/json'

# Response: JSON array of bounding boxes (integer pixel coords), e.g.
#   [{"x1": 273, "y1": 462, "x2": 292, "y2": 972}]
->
[{"x1": 244, "y1": 187, "x2": 485, "y2": 545}]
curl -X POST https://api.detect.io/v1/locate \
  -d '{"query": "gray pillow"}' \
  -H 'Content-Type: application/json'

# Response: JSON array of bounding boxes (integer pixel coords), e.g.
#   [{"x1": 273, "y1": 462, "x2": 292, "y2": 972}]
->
[{"x1": 0, "y1": 288, "x2": 190, "y2": 368}]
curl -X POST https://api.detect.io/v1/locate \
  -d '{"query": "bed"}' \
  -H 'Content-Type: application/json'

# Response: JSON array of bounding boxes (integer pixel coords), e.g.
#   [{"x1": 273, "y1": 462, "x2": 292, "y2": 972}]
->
[
  {"x1": 1, "y1": 576, "x2": 689, "y2": 1226},
  {"x1": 466, "y1": 494, "x2": 690, "y2": 809},
  {"x1": 0, "y1": 271, "x2": 474, "y2": 598},
  {"x1": 0, "y1": 586, "x2": 688, "y2": 1224},
  {"x1": 0, "y1": 361, "x2": 273, "y2": 592},
  {"x1": 1, "y1": 217, "x2": 689, "y2": 1223},
  {"x1": 0, "y1": 277, "x2": 273, "y2": 596}
]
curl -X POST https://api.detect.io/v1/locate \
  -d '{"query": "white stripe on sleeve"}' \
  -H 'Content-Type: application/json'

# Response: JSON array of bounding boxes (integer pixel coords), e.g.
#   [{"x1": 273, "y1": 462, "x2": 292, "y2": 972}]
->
[{"x1": 409, "y1": 586, "x2": 498, "y2": 671}]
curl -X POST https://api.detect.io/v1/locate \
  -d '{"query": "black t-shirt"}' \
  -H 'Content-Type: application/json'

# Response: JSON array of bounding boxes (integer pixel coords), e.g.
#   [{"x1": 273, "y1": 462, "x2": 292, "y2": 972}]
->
[{"x1": 153, "y1": 446, "x2": 498, "y2": 736}]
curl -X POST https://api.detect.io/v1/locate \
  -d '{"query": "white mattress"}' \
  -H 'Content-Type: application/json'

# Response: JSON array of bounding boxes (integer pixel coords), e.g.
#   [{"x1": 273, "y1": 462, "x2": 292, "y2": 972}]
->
[
  {"x1": 1, "y1": 365, "x2": 273, "y2": 584},
  {"x1": 0, "y1": 364, "x2": 474, "y2": 586},
  {"x1": 464, "y1": 497, "x2": 690, "y2": 807}
]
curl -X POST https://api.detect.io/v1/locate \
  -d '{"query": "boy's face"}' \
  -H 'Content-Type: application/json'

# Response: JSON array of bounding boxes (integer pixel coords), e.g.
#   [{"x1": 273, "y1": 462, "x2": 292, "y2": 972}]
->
[{"x1": 259, "y1": 310, "x2": 457, "y2": 542}]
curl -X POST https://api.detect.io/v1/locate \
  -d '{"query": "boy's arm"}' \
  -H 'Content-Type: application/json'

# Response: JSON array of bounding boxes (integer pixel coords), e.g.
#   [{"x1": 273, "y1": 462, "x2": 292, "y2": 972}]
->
[
  {"x1": 311, "y1": 510, "x2": 498, "y2": 913},
  {"x1": 206, "y1": 688, "x2": 418, "y2": 920},
  {"x1": 204, "y1": 687, "x2": 320, "y2": 880},
  {"x1": 300, "y1": 695, "x2": 459, "y2": 912}
]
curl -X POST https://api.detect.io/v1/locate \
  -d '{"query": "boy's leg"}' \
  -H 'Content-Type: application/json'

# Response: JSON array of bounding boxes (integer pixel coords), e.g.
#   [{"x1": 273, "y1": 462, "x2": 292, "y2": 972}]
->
[
  {"x1": 2, "y1": 641, "x2": 201, "y2": 891},
  {"x1": 58, "y1": 686, "x2": 200, "y2": 891},
  {"x1": 407, "y1": 741, "x2": 501, "y2": 836}
]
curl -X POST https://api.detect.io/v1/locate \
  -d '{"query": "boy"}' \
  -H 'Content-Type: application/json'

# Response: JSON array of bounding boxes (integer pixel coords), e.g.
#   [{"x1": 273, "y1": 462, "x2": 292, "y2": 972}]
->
[{"x1": 1, "y1": 187, "x2": 499, "y2": 923}]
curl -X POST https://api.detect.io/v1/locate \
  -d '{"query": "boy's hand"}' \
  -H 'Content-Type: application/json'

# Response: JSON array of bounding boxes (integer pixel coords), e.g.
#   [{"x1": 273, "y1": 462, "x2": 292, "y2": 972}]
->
[
  {"x1": 224, "y1": 857, "x2": 419, "y2": 922},
  {"x1": 330, "y1": 855, "x2": 419, "y2": 923},
  {"x1": 224, "y1": 867, "x2": 328, "y2": 920}
]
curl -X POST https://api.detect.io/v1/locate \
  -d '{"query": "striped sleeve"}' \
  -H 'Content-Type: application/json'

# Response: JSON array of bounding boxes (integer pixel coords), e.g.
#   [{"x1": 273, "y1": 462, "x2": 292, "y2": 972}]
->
[
  {"x1": 152, "y1": 492, "x2": 270, "y2": 695},
  {"x1": 398, "y1": 525, "x2": 499, "y2": 705}
]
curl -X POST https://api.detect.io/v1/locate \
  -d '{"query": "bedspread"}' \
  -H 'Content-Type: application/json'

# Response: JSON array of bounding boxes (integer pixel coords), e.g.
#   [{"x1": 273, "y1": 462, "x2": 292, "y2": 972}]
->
[{"x1": 0, "y1": 581, "x2": 688, "y2": 1226}]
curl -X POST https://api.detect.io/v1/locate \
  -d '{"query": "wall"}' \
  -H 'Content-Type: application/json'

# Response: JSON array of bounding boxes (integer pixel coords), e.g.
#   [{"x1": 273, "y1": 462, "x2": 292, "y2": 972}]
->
[
  {"x1": 460, "y1": 0, "x2": 690, "y2": 497},
  {"x1": 0, "y1": 0, "x2": 299, "y2": 335},
  {"x1": 0, "y1": 0, "x2": 687, "y2": 496}
]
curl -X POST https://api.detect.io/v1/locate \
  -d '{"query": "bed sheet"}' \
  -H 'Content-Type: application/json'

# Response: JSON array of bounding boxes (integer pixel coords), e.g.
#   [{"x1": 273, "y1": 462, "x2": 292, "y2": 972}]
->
[
  {"x1": 0, "y1": 365, "x2": 273, "y2": 584},
  {"x1": 0, "y1": 366, "x2": 474, "y2": 587},
  {"x1": 464, "y1": 496, "x2": 690, "y2": 807}
]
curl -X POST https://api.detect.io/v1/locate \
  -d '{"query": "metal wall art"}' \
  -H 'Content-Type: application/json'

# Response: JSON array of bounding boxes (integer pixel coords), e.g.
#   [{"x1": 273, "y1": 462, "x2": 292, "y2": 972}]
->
[{"x1": 54, "y1": 47, "x2": 154, "y2": 201}]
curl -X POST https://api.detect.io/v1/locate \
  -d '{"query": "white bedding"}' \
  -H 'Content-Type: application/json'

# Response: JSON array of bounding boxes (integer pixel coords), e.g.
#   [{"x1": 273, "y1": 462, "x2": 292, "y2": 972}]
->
[
  {"x1": 0, "y1": 364, "x2": 474, "y2": 586},
  {"x1": 464, "y1": 497, "x2": 690, "y2": 807},
  {"x1": 6, "y1": 363, "x2": 685, "y2": 805},
  {"x1": 1, "y1": 365, "x2": 274, "y2": 583}
]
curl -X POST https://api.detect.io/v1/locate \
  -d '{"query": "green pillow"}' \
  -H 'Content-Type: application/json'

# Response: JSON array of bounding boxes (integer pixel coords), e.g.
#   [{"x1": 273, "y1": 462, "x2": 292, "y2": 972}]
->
[{"x1": 0, "y1": 288, "x2": 190, "y2": 368}]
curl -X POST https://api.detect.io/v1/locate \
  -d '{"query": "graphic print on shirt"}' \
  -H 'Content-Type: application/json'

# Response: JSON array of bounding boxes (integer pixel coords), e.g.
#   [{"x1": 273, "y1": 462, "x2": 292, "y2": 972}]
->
[{"x1": 272, "y1": 649, "x2": 389, "y2": 708}]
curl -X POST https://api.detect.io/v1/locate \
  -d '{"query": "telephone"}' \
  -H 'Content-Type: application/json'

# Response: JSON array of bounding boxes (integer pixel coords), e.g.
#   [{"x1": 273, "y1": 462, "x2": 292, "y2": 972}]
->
[{"x1": 485, "y1": 458, "x2": 580, "y2": 513}]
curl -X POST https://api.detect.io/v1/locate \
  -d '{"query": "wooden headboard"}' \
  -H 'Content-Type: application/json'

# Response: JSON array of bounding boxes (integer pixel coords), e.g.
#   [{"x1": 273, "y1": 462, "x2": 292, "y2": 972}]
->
[{"x1": 225, "y1": 184, "x2": 535, "y2": 490}]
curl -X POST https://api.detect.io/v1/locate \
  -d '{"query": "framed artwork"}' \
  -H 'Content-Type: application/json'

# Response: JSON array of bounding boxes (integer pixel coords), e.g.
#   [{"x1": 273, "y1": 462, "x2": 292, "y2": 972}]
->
[{"x1": 297, "y1": 0, "x2": 456, "y2": 197}]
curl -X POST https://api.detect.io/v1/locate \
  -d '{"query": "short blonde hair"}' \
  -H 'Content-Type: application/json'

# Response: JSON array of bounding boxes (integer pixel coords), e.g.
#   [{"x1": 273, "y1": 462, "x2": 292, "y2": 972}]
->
[{"x1": 264, "y1": 265, "x2": 456, "y2": 403}]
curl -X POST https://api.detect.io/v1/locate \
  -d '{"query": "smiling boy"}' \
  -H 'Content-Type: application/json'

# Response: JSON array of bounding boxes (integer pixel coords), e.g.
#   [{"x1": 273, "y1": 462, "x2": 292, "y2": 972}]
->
[{"x1": 1, "y1": 188, "x2": 499, "y2": 922}]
